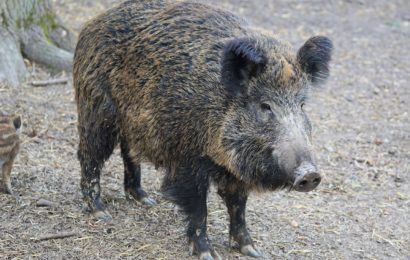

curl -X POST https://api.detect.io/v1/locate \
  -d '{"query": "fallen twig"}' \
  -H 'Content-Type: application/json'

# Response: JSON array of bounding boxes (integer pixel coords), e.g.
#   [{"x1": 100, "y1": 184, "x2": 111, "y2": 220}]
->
[
  {"x1": 36, "y1": 198, "x2": 58, "y2": 208},
  {"x1": 286, "y1": 249, "x2": 312, "y2": 256},
  {"x1": 31, "y1": 78, "x2": 68, "y2": 87},
  {"x1": 33, "y1": 231, "x2": 77, "y2": 241}
]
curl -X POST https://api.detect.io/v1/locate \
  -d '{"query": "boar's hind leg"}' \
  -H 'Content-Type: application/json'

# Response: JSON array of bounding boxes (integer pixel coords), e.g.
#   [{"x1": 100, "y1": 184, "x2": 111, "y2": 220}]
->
[
  {"x1": 218, "y1": 185, "x2": 262, "y2": 258},
  {"x1": 77, "y1": 99, "x2": 118, "y2": 221},
  {"x1": 120, "y1": 141, "x2": 156, "y2": 205}
]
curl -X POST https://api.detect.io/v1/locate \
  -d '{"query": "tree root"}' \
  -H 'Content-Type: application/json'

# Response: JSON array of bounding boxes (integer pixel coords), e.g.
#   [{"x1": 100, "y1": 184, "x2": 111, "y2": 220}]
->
[
  {"x1": 21, "y1": 26, "x2": 73, "y2": 72},
  {"x1": 0, "y1": 0, "x2": 76, "y2": 86},
  {"x1": 48, "y1": 17, "x2": 77, "y2": 52}
]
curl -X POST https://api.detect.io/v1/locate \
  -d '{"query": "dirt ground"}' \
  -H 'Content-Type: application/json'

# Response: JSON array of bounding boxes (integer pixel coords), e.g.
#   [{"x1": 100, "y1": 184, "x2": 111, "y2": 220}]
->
[{"x1": 1, "y1": 0, "x2": 409, "y2": 259}]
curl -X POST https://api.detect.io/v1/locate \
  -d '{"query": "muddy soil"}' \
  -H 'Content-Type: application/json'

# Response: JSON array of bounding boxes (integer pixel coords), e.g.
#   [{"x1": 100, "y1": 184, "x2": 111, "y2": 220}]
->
[{"x1": 1, "y1": 0, "x2": 409, "y2": 259}]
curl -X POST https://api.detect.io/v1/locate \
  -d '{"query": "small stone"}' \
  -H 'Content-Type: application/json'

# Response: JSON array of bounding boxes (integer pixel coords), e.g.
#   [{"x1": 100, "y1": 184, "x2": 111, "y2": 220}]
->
[
  {"x1": 324, "y1": 144, "x2": 334, "y2": 152},
  {"x1": 36, "y1": 198, "x2": 57, "y2": 208},
  {"x1": 373, "y1": 138, "x2": 383, "y2": 145},
  {"x1": 291, "y1": 220, "x2": 299, "y2": 228},
  {"x1": 394, "y1": 177, "x2": 404, "y2": 183},
  {"x1": 345, "y1": 95, "x2": 354, "y2": 102}
]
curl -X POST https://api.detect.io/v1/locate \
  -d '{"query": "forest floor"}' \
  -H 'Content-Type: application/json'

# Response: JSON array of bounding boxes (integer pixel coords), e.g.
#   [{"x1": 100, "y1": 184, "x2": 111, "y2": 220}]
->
[{"x1": 1, "y1": 0, "x2": 409, "y2": 259}]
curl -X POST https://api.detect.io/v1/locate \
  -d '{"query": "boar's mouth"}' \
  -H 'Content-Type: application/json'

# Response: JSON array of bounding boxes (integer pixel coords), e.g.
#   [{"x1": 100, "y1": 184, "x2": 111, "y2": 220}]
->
[
  {"x1": 232, "y1": 144, "x2": 321, "y2": 192},
  {"x1": 282, "y1": 181, "x2": 297, "y2": 192},
  {"x1": 227, "y1": 144, "x2": 293, "y2": 190}
]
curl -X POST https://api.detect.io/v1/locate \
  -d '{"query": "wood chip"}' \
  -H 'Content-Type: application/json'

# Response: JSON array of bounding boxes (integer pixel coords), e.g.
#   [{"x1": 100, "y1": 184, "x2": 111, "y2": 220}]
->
[
  {"x1": 31, "y1": 78, "x2": 68, "y2": 87},
  {"x1": 33, "y1": 231, "x2": 77, "y2": 241},
  {"x1": 36, "y1": 199, "x2": 58, "y2": 208}
]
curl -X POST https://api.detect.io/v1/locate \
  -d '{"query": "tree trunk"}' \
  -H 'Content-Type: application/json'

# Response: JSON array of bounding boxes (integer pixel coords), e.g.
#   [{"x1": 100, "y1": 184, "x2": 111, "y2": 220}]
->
[{"x1": 0, "y1": 0, "x2": 76, "y2": 86}]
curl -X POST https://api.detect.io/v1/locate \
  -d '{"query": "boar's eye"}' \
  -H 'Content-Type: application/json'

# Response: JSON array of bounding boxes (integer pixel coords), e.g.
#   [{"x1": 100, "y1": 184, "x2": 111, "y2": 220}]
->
[
  {"x1": 301, "y1": 103, "x2": 305, "y2": 110},
  {"x1": 260, "y1": 103, "x2": 272, "y2": 112}
]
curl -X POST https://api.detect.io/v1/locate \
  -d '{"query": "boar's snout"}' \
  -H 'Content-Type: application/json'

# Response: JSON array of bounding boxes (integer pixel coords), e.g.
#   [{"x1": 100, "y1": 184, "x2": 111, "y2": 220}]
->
[{"x1": 292, "y1": 162, "x2": 321, "y2": 192}]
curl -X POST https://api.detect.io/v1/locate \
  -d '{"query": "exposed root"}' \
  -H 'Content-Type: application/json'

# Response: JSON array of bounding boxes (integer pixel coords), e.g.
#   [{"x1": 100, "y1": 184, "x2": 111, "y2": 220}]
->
[
  {"x1": 49, "y1": 20, "x2": 77, "y2": 52},
  {"x1": 21, "y1": 26, "x2": 73, "y2": 72},
  {"x1": 0, "y1": 0, "x2": 76, "y2": 85}
]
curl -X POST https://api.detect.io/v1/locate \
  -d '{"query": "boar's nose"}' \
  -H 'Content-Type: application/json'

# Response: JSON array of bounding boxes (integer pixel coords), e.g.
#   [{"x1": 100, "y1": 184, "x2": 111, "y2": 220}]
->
[{"x1": 293, "y1": 162, "x2": 321, "y2": 192}]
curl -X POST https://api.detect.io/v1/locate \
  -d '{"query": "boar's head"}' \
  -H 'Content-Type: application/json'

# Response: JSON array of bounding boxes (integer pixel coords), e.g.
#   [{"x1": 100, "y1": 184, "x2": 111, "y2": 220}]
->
[{"x1": 215, "y1": 35, "x2": 332, "y2": 192}]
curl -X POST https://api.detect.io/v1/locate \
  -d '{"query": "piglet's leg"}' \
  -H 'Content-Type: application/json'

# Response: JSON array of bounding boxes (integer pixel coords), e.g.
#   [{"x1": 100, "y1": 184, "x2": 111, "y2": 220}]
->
[
  {"x1": 2, "y1": 160, "x2": 14, "y2": 195},
  {"x1": 218, "y1": 186, "x2": 262, "y2": 258}
]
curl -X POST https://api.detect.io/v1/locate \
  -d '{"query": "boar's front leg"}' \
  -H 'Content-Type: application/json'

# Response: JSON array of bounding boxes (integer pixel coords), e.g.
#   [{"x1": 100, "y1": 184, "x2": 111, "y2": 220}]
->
[
  {"x1": 218, "y1": 183, "x2": 262, "y2": 258},
  {"x1": 163, "y1": 161, "x2": 215, "y2": 260},
  {"x1": 187, "y1": 191, "x2": 214, "y2": 260}
]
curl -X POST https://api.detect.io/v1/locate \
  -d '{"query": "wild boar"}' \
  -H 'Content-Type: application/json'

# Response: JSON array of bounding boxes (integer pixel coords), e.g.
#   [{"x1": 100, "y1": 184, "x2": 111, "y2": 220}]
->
[{"x1": 74, "y1": 0, "x2": 332, "y2": 258}]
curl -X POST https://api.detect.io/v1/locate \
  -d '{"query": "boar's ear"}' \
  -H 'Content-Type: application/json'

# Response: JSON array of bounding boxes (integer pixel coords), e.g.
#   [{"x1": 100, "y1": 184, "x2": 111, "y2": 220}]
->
[
  {"x1": 221, "y1": 38, "x2": 267, "y2": 96},
  {"x1": 297, "y1": 36, "x2": 333, "y2": 85},
  {"x1": 13, "y1": 115, "x2": 21, "y2": 130}
]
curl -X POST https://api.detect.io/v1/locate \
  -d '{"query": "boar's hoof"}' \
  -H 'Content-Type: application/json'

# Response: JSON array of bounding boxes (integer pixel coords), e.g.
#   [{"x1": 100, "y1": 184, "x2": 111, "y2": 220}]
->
[
  {"x1": 140, "y1": 197, "x2": 157, "y2": 206},
  {"x1": 190, "y1": 239, "x2": 220, "y2": 260},
  {"x1": 199, "y1": 252, "x2": 214, "y2": 260},
  {"x1": 93, "y1": 209, "x2": 113, "y2": 222},
  {"x1": 240, "y1": 244, "x2": 262, "y2": 258},
  {"x1": 125, "y1": 188, "x2": 157, "y2": 206}
]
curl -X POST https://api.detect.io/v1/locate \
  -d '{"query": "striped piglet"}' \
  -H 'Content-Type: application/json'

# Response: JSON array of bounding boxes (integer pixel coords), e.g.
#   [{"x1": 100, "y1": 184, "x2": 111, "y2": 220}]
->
[{"x1": 0, "y1": 115, "x2": 21, "y2": 194}]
